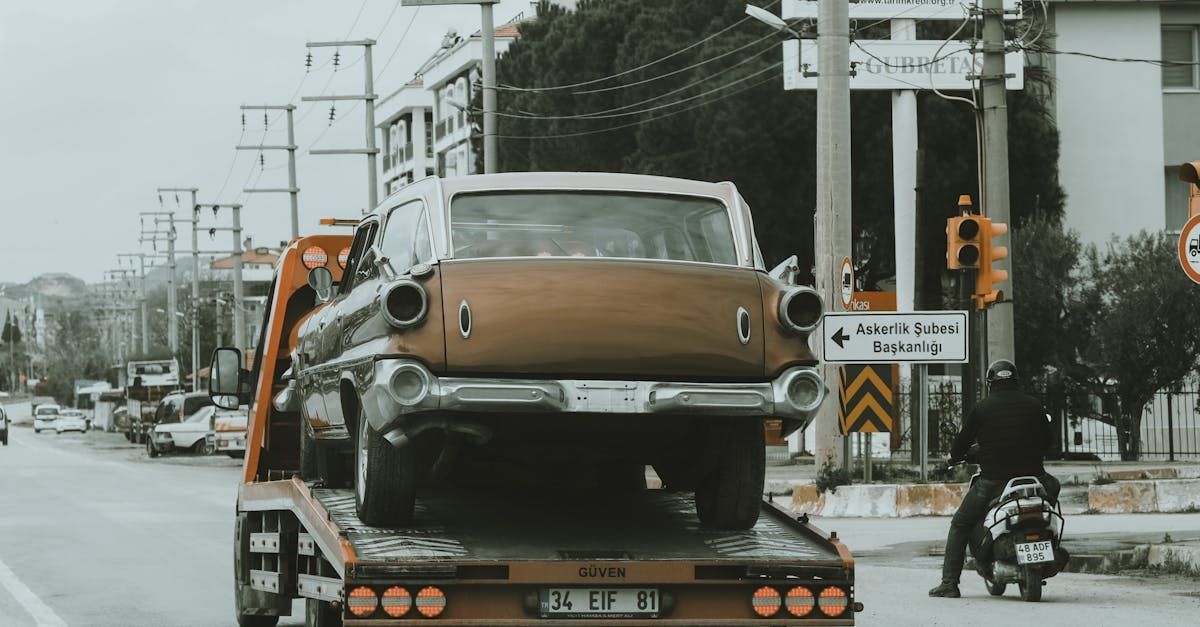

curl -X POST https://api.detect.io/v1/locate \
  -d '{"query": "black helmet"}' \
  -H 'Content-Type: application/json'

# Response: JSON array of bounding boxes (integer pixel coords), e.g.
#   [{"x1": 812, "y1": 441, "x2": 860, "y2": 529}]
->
[{"x1": 986, "y1": 359, "x2": 1019, "y2": 384}]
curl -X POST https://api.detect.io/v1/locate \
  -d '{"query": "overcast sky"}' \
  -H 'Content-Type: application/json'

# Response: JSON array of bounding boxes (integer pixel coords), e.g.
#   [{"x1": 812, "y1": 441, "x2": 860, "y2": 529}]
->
[{"x1": 0, "y1": 0, "x2": 534, "y2": 285}]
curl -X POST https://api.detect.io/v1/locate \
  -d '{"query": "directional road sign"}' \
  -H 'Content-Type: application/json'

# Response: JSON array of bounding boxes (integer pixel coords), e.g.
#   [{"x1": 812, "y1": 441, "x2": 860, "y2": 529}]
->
[
  {"x1": 822, "y1": 311, "x2": 969, "y2": 364},
  {"x1": 1180, "y1": 213, "x2": 1200, "y2": 285}
]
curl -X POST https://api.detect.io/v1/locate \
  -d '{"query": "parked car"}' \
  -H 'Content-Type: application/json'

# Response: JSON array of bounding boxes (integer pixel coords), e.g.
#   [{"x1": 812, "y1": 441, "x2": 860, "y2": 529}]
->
[
  {"x1": 274, "y1": 172, "x2": 827, "y2": 530},
  {"x1": 1, "y1": 405, "x2": 8, "y2": 445},
  {"x1": 147, "y1": 405, "x2": 217, "y2": 457},
  {"x1": 212, "y1": 406, "x2": 247, "y2": 458},
  {"x1": 153, "y1": 391, "x2": 214, "y2": 429},
  {"x1": 55, "y1": 409, "x2": 88, "y2": 434},
  {"x1": 33, "y1": 404, "x2": 61, "y2": 433}
]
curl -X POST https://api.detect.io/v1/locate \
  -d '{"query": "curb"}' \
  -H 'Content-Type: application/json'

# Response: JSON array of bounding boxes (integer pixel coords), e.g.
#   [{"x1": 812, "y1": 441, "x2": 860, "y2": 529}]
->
[
  {"x1": 1065, "y1": 543, "x2": 1200, "y2": 577},
  {"x1": 792, "y1": 482, "x2": 968, "y2": 518},
  {"x1": 1087, "y1": 479, "x2": 1200, "y2": 513}
]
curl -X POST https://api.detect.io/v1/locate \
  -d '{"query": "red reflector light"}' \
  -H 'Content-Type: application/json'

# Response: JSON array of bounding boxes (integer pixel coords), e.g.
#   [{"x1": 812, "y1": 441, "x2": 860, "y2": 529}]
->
[
  {"x1": 347, "y1": 586, "x2": 378, "y2": 618},
  {"x1": 337, "y1": 246, "x2": 351, "y2": 269},
  {"x1": 785, "y1": 586, "x2": 815, "y2": 617},
  {"x1": 416, "y1": 586, "x2": 446, "y2": 618},
  {"x1": 302, "y1": 246, "x2": 329, "y2": 269},
  {"x1": 751, "y1": 586, "x2": 781, "y2": 618},
  {"x1": 818, "y1": 586, "x2": 848, "y2": 617},
  {"x1": 381, "y1": 586, "x2": 412, "y2": 618}
]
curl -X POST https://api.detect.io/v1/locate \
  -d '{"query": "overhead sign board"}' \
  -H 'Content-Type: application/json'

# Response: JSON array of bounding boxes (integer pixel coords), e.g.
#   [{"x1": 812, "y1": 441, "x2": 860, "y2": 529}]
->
[
  {"x1": 1179, "y1": 213, "x2": 1200, "y2": 284},
  {"x1": 822, "y1": 311, "x2": 969, "y2": 364},
  {"x1": 784, "y1": 0, "x2": 1019, "y2": 20},
  {"x1": 784, "y1": 40, "x2": 1023, "y2": 91}
]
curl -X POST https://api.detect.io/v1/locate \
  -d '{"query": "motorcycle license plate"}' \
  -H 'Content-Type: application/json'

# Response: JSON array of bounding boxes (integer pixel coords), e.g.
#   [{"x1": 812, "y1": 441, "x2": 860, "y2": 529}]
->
[
  {"x1": 539, "y1": 588, "x2": 660, "y2": 619},
  {"x1": 1015, "y1": 541, "x2": 1054, "y2": 564}
]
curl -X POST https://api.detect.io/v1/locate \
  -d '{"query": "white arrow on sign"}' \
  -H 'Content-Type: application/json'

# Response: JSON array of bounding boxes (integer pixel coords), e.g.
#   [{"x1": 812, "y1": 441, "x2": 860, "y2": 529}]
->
[{"x1": 822, "y1": 311, "x2": 969, "y2": 364}]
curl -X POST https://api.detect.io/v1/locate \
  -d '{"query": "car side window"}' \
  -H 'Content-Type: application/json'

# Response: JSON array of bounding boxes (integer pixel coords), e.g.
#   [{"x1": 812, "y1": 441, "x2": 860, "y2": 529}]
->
[
  {"x1": 414, "y1": 209, "x2": 433, "y2": 263},
  {"x1": 340, "y1": 220, "x2": 379, "y2": 295},
  {"x1": 381, "y1": 200, "x2": 425, "y2": 272}
]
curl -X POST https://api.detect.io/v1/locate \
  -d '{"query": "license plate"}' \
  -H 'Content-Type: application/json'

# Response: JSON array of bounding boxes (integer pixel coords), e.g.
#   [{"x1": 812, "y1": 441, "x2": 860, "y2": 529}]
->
[
  {"x1": 1015, "y1": 541, "x2": 1054, "y2": 564},
  {"x1": 539, "y1": 588, "x2": 660, "y2": 618}
]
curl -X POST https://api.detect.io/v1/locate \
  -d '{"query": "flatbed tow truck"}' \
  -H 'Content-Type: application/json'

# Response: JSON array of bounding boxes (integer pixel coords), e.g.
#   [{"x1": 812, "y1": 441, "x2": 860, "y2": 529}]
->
[{"x1": 227, "y1": 234, "x2": 858, "y2": 626}]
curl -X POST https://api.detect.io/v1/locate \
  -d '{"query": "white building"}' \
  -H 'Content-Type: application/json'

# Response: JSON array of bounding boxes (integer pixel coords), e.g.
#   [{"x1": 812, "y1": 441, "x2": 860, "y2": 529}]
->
[
  {"x1": 376, "y1": 22, "x2": 520, "y2": 193},
  {"x1": 1049, "y1": 0, "x2": 1200, "y2": 243}
]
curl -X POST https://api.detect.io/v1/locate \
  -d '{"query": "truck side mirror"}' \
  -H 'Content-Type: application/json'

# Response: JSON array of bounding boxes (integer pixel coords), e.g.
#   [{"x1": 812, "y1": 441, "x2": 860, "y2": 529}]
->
[{"x1": 209, "y1": 347, "x2": 248, "y2": 410}]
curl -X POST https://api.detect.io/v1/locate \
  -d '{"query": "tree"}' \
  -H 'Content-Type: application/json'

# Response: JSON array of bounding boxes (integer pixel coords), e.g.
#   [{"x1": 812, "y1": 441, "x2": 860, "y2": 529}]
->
[
  {"x1": 43, "y1": 308, "x2": 111, "y2": 403},
  {"x1": 490, "y1": 1, "x2": 1065, "y2": 291},
  {"x1": 1074, "y1": 232, "x2": 1200, "y2": 460},
  {"x1": 1012, "y1": 217, "x2": 1083, "y2": 386},
  {"x1": 1, "y1": 311, "x2": 21, "y2": 344}
]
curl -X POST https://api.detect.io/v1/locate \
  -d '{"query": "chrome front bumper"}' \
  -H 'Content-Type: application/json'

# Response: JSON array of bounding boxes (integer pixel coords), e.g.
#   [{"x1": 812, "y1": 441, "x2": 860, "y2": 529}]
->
[{"x1": 360, "y1": 358, "x2": 827, "y2": 434}]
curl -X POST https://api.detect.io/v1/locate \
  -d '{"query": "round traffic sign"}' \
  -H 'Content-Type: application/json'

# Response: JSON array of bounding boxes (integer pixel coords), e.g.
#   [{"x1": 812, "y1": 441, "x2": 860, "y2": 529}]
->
[
  {"x1": 1180, "y1": 214, "x2": 1200, "y2": 285},
  {"x1": 840, "y1": 257, "x2": 854, "y2": 310}
]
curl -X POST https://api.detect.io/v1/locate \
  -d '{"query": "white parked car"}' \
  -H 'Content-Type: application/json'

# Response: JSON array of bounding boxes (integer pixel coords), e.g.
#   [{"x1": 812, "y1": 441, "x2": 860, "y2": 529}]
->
[
  {"x1": 213, "y1": 406, "x2": 247, "y2": 458},
  {"x1": 55, "y1": 409, "x2": 88, "y2": 434},
  {"x1": 33, "y1": 404, "x2": 61, "y2": 433},
  {"x1": 147, "y1": 405, "x2": 216, "y2": 457}
]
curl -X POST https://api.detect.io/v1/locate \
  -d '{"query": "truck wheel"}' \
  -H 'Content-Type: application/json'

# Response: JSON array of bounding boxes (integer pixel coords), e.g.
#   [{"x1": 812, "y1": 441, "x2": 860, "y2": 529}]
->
[
  {"x1": 354, "y1": 410, "x2": 415, "y2": 527},
  {"x1": 146, "y1": 437, "x2": 160, "y2": 458},
  {"x1": 1018, "y1": 566, "x2": 1043, "y2": 602},
  {"x1": 305, "y1": 598, "x2": 342, "y2": 627},
  {"x1": 694, "y1": 420, "x2": 765, "y2": 530}
]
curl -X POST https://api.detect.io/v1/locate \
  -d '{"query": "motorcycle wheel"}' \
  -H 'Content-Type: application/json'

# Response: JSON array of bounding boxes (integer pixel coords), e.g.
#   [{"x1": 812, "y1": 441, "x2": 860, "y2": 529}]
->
[
  {"x1": 1018, "y1": 566, "x2": 1042, "y2": 602},
  {"x1": 985, "y1": 578, "x2": 1006, "y2": 597}
]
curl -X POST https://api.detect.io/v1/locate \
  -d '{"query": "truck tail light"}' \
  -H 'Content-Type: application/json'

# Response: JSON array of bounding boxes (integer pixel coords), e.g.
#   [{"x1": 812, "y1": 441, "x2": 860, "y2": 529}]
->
[
  {"x1": 337, "y1": 246, "x2": 351, "y2": 269},
  {"x1": 818, "y1": 586, "x2": 848, "y2": 617},
  {"x1": 303, "y1": 246, "x2": 329, "y2": 269},
  {"x1": 381, "y1": 586, "x2": 412, "y2": 618},
  {"x1": 750, "y1": 586, "x2": 780, "y2": 618},
  {"x1": 785, "y1": 586, "x2": 815, "y2": 617},
  {"x1": 347, "y1": 586, "x2": 379, "y2": 618},
  {"x1": 415, "y1": 586, "x2": 446, "y2": 618}
]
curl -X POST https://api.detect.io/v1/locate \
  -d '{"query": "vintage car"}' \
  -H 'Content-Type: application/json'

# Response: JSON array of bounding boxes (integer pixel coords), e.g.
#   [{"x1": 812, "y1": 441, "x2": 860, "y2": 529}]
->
[
  {"x1": 212, "y1": 405, "x2": 247, "y2": 458},
  {"x1": 269, "y1": 173, "x2": 825, "y2": 529},
  {"x1": 147, "y1": 405, "x2": 218, "y2": 457}
]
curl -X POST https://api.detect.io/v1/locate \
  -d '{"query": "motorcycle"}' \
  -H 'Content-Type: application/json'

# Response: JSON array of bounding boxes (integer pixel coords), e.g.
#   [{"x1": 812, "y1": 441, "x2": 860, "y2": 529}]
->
[{"x1": 953, "y1": 450, "x2": 1070, "y2": 602}]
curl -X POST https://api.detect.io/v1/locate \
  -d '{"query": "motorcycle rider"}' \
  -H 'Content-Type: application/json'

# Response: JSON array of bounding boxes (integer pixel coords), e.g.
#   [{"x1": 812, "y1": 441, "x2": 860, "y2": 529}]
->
[{"x1": 928, "y1": 359, "x2": 1061, "y2": 598}]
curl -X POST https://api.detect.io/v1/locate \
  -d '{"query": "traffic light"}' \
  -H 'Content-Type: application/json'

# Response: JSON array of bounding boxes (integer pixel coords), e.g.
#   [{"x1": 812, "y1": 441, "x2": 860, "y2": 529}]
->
[
  {"x1": 946, "y1": 196, "x2": 982, "y2": 270},
  {"x1": 1180, "y1": 161, "x2": 1200, "y2": 219},
  {"x1": 975, "y1": 218, "x2": 1009, "y2": 309}
]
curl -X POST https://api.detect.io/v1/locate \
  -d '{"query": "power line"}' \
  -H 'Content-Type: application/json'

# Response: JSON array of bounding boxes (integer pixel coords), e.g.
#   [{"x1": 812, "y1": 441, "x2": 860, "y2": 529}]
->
[
  {"x1": 1017, "y1": 44, "x2": 1200, "y2": 67},
  {"x1": 376, "y1": 7, "x2": 423, "y2": 81},
  {"x1": 495, "y1": 0, "x2": 782, "y2": 93}
]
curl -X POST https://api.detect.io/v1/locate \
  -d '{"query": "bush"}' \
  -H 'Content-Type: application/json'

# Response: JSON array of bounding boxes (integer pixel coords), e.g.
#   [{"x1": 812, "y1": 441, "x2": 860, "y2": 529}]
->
[{"x1": 815, "y1": 459, "x2": 851, "y2": 495}]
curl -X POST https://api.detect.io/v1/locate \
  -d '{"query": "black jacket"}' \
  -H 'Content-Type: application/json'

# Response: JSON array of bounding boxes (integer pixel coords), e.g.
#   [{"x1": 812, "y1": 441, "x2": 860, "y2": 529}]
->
[{"x1": 950, "y1": 381, "x2": 1052, "y2": 480}]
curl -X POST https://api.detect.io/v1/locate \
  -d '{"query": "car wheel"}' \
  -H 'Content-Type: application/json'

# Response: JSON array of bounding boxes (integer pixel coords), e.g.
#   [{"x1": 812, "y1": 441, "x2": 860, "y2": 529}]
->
[
  {"x1": 146, "y1": 437, "x2": 160, "y2": 458},
  {"x1": 694, "y1": 420, "x2": 765, "y2": 530},
  {"x1": 353, "y1": 408, "x2": 415, "y2": 527},
  {"x1": 305, "y1": 598, "x2": 342, "y2": 627}
]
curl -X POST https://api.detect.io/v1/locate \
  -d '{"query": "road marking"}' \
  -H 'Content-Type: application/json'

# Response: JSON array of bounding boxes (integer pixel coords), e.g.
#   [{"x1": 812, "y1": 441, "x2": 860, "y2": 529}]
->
[{"x1": 0, "y1": 557, "x2": 67, "y2": 627}]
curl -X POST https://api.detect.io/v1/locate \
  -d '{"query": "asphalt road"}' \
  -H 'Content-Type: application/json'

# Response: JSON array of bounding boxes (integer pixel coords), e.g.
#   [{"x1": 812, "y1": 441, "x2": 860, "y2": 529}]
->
[{"x1": 1, "y1": 420, "x2": 1198, "y2": 626}]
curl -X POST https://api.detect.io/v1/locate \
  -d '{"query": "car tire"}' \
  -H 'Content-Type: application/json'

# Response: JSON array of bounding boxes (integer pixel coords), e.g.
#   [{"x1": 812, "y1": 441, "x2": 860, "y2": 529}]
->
[
  {"x1": 694, "y1": 420, "x2": 765, "y2": 530},
  {"x1": 305, "y1": 598, "x2": 342, "y2": 627},
  {"x1": 146, "y1": 437, "x2": 160, "y2": 458},
  {"x1": 353, "y1": 408, "x2": 415, "y2": 527}
]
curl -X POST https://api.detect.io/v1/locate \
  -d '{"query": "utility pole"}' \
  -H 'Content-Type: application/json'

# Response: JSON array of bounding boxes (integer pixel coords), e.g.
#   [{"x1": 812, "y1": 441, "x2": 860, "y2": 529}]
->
[
  {"x1": 159, "y1": 187, "x2": 201, "y2": 391},
  {"x1": 237, "y1": 105, "x2": 300, "y2": 240},
  {"x1": 303, "y1": 40, "x2": 379, "y2": 210},
  {"x1": 198, "y1": 204, "x2": 246, "y2": 352},
  {"x1": 115, "y1": 255, "x2": 148, "y2": 355},
  {"x1": 813, "y1": 0, "x2": 852, "y2": 470},
  {"x1": 141, "y1": 211, "x2": 179, "y2": 362},
  {"x1": 981, "y1": 0, "x2": 1015, "y2": 364}
]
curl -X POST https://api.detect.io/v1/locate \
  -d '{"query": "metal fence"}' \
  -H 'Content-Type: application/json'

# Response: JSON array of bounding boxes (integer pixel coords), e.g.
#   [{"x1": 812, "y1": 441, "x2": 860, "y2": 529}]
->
[{"x1": 891, "y1": 381, "x2": 1200, "y2": 461}]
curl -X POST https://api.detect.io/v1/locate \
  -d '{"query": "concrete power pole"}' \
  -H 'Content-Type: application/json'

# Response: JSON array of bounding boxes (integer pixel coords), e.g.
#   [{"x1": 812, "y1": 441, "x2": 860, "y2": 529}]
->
[
  {"x1": 303, "y1": 40, "x2": 379, "y2": 211},
  {"x1": 159, "y1": 187, "x2": 200, "y2": 391},
  {"x1": 812, "y1": 0, "x2": 852, "y2": 470},
  {"x1": 198, "y1": 204, "x2": 247, "y2": 353},
  {"x1": 140, "y1": 211, "x2": 179, "y2": 361},
  {"x1": 981, "y1": 0, "x2": 1015, "y2": 364},
  {"x1": 480, "y1": 1, "x2": 498, "y2": 173},
  {"x1": 237, "y1": 105, "x2": 300, "y2": 240}
]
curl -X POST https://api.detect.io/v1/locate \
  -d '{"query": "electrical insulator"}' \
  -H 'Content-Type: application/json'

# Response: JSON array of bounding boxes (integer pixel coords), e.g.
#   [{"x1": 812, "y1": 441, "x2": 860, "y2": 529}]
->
[
  {"x1": 213, "y1": 205, "x2": 220, "y2": 217},
  {"x1": 333, "y1": 50, "x2": 340, "y2": 69},
  {"x1": 174, "y1": 193, "x2": 180, "y2": 205},
  {"x1": 241, "y1": 112, "x2": 246, "y2": 129},
  {"x1": 209, "y1": 228, "x2": 217, "y2": 239},
  {"x1": 157, "y1": 194, "x2": 163, "y2": 206},
  {"x1": 305, "y1": 51, "x2": 313, "y2": 72},
  {"x1": 264, "y1": 112, "x2": 269, "y2": 129},
  {"x1": 328, "y1": 105, "x2": 336, "y2": 125},
  {"x1": 259, "y1": 153, "x2": 265, "y2": 168}
]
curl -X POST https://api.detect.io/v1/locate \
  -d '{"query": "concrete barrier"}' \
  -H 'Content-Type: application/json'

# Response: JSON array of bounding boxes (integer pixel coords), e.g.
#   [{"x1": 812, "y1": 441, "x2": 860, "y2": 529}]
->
[
  {"x1": 791, "y1": 482, "x2": 968, "y2": 517},
  {"x1": 1087, "y1": 481, "x2": 1159, "y2": 513},
  {"x1": 1147, "y1": 543, "x2": 1200, "y2": 576},
  {"x1": 1108, "y1": 468, "x2": 1180, "y2": 481},
  {"x1": 1154, "y1": 479, "x2": 1200, "y2": 512},
  {"x1": 896, "y1": 483, "x2": 969, "y2": 517}
]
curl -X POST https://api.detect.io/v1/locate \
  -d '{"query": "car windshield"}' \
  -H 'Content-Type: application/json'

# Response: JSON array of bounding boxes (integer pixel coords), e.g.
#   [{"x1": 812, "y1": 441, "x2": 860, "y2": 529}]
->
[
  {"x1": 450, "y1": 191, "x2": 738, "y2": 265},
  {"x1": 183, "y1": 395, "x2": 214, "y2": 416},
  {"x1": 36, "y1": 407, "x2": 59, "y2": 416}
]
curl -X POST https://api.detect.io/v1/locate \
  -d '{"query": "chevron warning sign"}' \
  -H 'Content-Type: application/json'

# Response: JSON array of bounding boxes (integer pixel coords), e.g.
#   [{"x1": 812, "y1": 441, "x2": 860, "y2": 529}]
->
[{"x1": 838, "y1": 364, "x2": 896, "y2": 433}]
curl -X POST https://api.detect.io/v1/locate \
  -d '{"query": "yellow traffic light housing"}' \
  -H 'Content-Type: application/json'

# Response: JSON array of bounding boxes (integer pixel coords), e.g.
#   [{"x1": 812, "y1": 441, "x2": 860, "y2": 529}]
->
[
  {"x1": 1180, "y1": 161, "x2": 1200, "y2": 219},
  {"x1": 975, "y1": 218, "x2": 1009, "y2": 309},
  {"x1": 946, "y1": 195, "x2": 983, "y2": 270}
]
